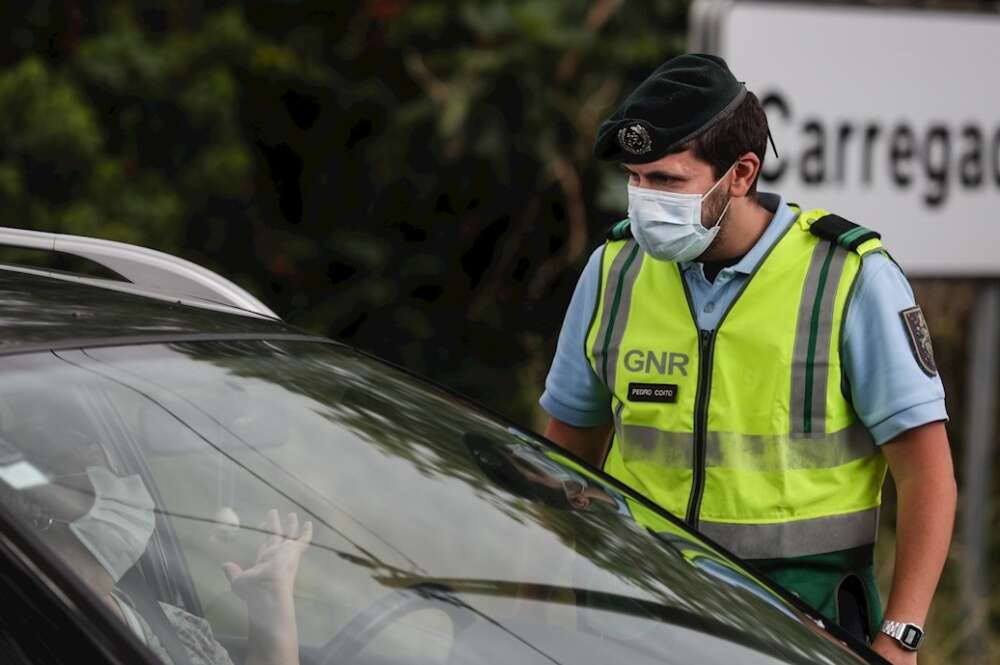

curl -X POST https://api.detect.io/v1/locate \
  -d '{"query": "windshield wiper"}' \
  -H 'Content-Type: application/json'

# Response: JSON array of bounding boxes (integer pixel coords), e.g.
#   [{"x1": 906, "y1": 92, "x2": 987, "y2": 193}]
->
[{"x1": 371, "y1": 576, "x2": 816, "y2": 664}]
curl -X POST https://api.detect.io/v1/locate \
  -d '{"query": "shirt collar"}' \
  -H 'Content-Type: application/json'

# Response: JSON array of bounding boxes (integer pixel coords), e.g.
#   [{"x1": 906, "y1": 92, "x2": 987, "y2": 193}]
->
[{"x1": 680, "y1": 192, "x2": 796, "y2": 276}]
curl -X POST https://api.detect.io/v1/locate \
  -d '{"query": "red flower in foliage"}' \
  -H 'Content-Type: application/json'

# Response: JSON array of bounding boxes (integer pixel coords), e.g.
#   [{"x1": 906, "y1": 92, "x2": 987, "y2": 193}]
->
[
  {"x1": 270, "y1": 254, "x2": 304, "y2": 282},
  {"x1": 368, "y1": 0, "x2": 409, "y2": 21}
]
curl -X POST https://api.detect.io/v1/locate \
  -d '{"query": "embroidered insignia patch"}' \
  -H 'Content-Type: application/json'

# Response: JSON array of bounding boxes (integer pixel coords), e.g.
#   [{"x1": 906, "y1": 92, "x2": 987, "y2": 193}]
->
[
  {"x1": 900, "y1": 306, "x2": 937, "y2": 377},
  {"x1": 618, "y1": 123, "x2": 653, "y2": 156}
]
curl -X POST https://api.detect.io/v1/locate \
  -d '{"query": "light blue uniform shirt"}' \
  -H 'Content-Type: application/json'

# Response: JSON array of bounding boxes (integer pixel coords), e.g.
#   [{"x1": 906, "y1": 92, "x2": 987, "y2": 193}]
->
[{"x1": 540, "y1": 193, "x2": 947, "y2": 445}]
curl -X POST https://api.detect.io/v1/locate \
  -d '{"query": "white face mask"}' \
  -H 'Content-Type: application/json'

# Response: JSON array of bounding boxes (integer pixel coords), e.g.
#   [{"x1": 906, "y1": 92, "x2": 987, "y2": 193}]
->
[
  {"x1": 68, "y1": 466, "x2": 155, "y2": 582},
  {"x1": 627, "y1": 163, "x2": 736, "y2": 262}
]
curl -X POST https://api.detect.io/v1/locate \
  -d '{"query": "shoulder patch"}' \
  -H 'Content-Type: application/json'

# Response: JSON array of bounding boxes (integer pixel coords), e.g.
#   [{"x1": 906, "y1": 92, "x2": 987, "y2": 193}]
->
[
  {"x1": 607, "y1": 219, "x2": 633, "y2": 241},
  {"x1": 809, "y1": 214, "x2": 881, "y2": 252},
  {"x1": 900, "y1": 306, "x2": 937, "y2": 377}
]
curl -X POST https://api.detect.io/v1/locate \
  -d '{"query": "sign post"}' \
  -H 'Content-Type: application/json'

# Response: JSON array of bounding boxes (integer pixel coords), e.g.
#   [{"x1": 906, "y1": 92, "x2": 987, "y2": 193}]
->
[{"x1": 960, "y1": 284, "x2": 998, "y2": 664}]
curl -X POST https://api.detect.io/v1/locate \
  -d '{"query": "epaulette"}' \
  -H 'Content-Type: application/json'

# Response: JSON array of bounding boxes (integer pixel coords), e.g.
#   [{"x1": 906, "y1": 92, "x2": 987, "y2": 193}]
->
[
  {"x1": 606, "y1": 219, "x2": 633, "y2": 241},
  {"x1": 808, "y1": 214, "x2": 882, "y2": 253}
]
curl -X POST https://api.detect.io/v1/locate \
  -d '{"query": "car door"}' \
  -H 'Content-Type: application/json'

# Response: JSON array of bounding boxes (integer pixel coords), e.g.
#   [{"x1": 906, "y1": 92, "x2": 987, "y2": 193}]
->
[{"x1": 0, "y1": 505, "x2": 160, "y2": 665}]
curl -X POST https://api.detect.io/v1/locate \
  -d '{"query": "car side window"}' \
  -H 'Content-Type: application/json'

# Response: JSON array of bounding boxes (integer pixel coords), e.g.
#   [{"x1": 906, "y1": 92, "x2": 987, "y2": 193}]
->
[
  {"x1": 0, "y1": 354, "x2": 240, "y2": 665},
  {"x1": 0, "y1": 544, "x2": 126, "y2": 665},
  {"x1": 0, "y1": 617, "x2": 62, "y2": 665}
]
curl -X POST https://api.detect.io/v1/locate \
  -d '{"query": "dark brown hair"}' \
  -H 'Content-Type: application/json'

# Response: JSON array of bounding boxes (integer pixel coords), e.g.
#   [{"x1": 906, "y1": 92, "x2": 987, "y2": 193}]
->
[{"x1": 682, "y1": 91, "x2": 770, "y2": 195}]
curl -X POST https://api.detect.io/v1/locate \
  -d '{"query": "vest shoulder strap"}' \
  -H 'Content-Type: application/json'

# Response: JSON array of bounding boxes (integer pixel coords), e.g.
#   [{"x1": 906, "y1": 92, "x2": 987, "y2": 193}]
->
[
  {"x1": 801, "y1": 211, "x2": 884, "y2": 257},
  {"x1": 607, "y1": 219, "x2": 633, "y2": 241}
]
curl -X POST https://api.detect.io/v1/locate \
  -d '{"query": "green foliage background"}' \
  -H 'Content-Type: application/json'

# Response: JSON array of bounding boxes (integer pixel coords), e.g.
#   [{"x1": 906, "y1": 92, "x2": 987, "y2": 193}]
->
[
  {"x1": 0, "y1": 0, "x2": 686, "y2": 421},
  {"x1": 0, "y1": 2, "x2": 991, "y2": 663}
]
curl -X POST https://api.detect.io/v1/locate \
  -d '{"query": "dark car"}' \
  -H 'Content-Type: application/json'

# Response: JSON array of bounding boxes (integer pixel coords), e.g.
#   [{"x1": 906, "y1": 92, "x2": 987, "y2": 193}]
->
[{"x1": 0, "y1": 229, "x2": 885, "y2": 665}]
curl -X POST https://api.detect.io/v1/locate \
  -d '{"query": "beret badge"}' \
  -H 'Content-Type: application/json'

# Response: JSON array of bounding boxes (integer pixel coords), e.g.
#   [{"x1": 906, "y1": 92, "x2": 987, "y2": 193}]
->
[{"x1": 617, "y1": 123, "x2": 653, "y2": 156}]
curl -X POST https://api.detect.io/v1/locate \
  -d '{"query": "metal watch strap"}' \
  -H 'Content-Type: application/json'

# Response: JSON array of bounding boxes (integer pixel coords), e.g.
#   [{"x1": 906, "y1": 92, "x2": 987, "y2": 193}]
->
[{"x1": 880, "y1": 620, "x2": 924, "y2": 651}]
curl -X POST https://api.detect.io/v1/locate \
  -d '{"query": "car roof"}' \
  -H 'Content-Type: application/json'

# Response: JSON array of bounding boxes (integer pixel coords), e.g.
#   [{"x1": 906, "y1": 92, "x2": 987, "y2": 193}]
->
[{"x1": 0, "y1": 267, "x2": 311, "y2": 354}]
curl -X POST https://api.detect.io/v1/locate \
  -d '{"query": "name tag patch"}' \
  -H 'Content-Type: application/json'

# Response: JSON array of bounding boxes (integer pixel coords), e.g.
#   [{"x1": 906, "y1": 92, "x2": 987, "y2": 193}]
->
[{"x1": 628, "y1": 383, "x2": 678, "y2": 403}]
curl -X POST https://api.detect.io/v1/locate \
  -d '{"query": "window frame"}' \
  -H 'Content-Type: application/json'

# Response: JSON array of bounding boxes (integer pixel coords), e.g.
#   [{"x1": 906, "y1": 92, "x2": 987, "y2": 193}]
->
[{"x1": 0, "y1": 499, "x2": 162, "y2": 665}]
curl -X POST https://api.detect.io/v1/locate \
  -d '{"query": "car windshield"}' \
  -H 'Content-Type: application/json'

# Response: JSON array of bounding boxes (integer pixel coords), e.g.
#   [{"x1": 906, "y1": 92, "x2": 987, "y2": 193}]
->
[{"x1": 0, "y1": 340, "x2": 867, "y2": 665}]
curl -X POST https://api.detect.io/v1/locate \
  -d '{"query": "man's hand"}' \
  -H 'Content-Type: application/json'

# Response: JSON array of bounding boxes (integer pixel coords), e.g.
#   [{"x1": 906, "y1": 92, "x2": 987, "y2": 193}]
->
[
  {"x1": 223, "y1": 509, "x2": 313, "y2": 604},
  {"x1": 225, "y1": 509, "x2": 312, "y2": 665},
  {"x1": 871, "y1": 633, "x2": 917, "y2": 665}
]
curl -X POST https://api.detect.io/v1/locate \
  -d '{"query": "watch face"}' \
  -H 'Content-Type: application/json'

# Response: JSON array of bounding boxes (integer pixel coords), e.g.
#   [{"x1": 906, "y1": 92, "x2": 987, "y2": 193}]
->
[{"x1": 901, "y1": 625, "x2": 923, "y2": 649}]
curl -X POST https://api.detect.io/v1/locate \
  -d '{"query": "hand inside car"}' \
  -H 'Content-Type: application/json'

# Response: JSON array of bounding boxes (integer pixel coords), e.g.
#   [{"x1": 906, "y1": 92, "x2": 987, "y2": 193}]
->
[
  {"x1": 222, "y1": 509, "x2": 312, "y2": 665},
  {"x1": 222, "y1": 509, "x2": 313, "y2": 604}
]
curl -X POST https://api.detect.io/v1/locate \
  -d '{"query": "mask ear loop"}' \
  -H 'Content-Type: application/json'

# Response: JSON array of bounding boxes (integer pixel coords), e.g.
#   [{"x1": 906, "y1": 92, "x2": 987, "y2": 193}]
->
[
  {"x1": 703, "y1": 161, "x2": 739, "y2": 200},
  {"x1": 711, "y1": 197, "x2": 734, "y2": 230},
  {"x1": 704, "y1": 161, "x2": 738, "y2": 230}
]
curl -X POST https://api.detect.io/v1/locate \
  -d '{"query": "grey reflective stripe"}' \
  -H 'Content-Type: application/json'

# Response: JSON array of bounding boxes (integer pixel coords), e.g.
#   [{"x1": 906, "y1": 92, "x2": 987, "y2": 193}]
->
[
  {"x1": 606, "y1": 246, "x2": 644, "y2": 392},
  {"x1": 617, "y1": 425, "x2": 694, "y2": 468},
  {"x1": 791, "y1": 241, "x2": 850, "y2": 435},
  {"x1": 809, "y1": 245, "x2": 849, "y2": 430},
  {"x1": 618, "y1": 421, "x2": 876, "y2": 471},
  {"x1": 591, "y1": 239, "x2": 643, "y2": 389},
  {"x1": 694, "y1": 507, "x2": 879, "y2": 559},
  {"x1": 591, "y1": 242, "x2": 633, "y2": 387}
]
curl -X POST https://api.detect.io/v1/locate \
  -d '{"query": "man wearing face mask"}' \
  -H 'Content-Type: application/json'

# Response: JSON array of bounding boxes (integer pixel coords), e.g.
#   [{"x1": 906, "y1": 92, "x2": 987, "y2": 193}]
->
[{"x1": 539, "y1": 54, "x2": 956, "y2": 664}]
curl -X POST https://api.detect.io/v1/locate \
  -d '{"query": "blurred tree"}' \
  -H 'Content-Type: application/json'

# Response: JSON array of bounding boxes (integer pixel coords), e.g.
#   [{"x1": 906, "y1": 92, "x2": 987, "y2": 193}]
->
[
  {"x1": 0, "y1": 0, "x2": 690, "y2": 424},
  {"x1": 241, "y1": 0, "x2": 689, "y2": 422},
  {"x1": 0, "y1": 2, "x2": 331, "y2": 292}
]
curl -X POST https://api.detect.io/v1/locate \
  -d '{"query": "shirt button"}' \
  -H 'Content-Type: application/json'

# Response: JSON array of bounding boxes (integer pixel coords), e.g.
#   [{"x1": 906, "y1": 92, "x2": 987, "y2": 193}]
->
[{"x1": 704, "y1": 302, "x2": 715, "y2": 313}]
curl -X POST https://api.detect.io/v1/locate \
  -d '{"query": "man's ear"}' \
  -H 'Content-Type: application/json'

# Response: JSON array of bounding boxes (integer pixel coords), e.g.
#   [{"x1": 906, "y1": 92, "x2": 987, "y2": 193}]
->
[{"x1": 729, "y1": 152, "x2": 761, "y2": 198}]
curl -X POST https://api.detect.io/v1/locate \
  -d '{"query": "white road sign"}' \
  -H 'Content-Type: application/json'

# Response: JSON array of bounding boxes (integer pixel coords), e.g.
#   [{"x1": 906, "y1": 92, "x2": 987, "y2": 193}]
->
[{"x1": 690, "y1": 1, "x2": 1000, "y2": 275}]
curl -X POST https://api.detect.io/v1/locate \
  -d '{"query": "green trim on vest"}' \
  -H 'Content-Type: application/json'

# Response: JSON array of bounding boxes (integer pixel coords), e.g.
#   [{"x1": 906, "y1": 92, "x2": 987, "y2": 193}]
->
[
  {"x1": 607, "y1": 218, "x2": 633, "y2": 241},
  {"x1": 803, "y1": 240, "x2": 837, "y2": 434}
]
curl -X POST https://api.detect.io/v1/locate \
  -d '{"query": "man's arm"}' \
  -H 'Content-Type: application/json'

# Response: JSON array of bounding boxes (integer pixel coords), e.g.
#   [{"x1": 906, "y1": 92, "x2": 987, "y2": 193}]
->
[
  {"x1": 539, "y1": 247, "x2": 614, "y2": 464},
  {"x1": 872, "y1": 420, "x2": 957, "y2": 664},
  {"x1": 544, "y1": 417, "x2": 612, "y2": 469}
]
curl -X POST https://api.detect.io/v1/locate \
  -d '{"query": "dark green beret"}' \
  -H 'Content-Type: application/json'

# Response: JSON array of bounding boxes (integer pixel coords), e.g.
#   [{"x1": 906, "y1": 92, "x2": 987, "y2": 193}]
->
[{"x1": 594, "y1": 53, "x2": 746, "y2": 163}]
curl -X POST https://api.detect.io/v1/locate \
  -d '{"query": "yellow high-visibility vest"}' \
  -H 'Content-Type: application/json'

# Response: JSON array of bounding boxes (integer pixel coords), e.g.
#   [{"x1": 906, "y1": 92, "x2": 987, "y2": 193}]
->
[{"x1": 585, "y1": 208, "x2": 888, "y2": 562}]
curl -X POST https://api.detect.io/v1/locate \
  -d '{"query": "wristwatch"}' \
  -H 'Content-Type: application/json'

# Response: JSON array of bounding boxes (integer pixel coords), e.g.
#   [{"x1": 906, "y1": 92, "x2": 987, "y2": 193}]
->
[{"x1": 879, "y1": 620, "x2": 924, "y2": 651}]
